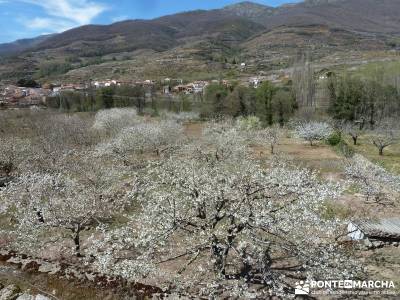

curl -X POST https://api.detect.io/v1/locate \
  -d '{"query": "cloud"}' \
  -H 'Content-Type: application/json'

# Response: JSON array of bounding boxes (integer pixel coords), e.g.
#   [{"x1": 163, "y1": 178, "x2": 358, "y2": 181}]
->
[
  {"x1": 111, "y1": 15, "x2": 128, "y2": 23},
  {"x1": 19, "y1": 0, "x2": 107, "y2": 32},
  {"x1": 28, "y1": 17, "x2": 74, "y2": 32}
]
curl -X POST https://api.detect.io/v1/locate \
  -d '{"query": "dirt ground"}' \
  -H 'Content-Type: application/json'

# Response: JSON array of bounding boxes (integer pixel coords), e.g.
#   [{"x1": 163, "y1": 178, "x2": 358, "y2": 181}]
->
[{"x1": 0, "y1": 262, "x2": 125, "y2": 300}]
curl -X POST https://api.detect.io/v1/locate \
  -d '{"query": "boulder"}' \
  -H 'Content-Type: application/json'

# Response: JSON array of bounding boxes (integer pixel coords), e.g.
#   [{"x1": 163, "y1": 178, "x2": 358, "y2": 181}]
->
[
  {"x1": 0, "y1": 177, "x2": 12, "y2": 188},
  {"x1": 0, "y1": 284, "x2": 21, "y2": 300},
  {"x1": 371, "y1": 240, "x2": 385, "y2": 248},
  {"x1": 21, "y1": 260, "x2": 40, "y2": 272},
  {"x1": 362, "y1": 238, "x2": 373, "y2": 249},
  {"x1": 15, "y1": 294, "x2": 34, "y2": 300},
  {"x1": 38, "y1": 262, "x2": 61, "y2": 275},
  {"x1": 34, "y1": 295, "x2": 51, "y2": 300},
  {"x1": 15, "y1": 294, "x2": 50, "y2": 300}
]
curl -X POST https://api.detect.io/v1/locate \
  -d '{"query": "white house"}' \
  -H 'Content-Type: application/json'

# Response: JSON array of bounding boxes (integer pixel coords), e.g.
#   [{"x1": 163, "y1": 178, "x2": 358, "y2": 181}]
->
[
  {"x1": 249, "y1": 77, "x2": 264, "y2": 88},
  {"x1": 192, "y1": 81, "x2": 208, "y2": 94}
]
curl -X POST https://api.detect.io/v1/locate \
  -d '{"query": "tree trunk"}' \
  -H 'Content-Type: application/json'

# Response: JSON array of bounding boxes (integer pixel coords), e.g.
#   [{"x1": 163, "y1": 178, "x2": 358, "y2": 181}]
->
[
  {"x1": 278, "y1": 102, "x2": 285, "y2": 128},
  {"x1": 36, "y1": 210, "x2": 45, "y2": 223},
  {"x1": 240, "y1": 249, "x2": 252, "y2": 282},
  {"x1": 369, "y1": 103, "x2": 375, "y2": 130},
  {"x1": 73, "y1": 225, "x2": 82, "y2": 257},
  {"x1": 379, "y1": 147, "x2": 384, "y2": 156},
  {"x1": 352, "y1": 136, "x2": 358, "y2": 145},
  {"x1": 211, "y1": 237, "x2": 226, "y2": 277}
]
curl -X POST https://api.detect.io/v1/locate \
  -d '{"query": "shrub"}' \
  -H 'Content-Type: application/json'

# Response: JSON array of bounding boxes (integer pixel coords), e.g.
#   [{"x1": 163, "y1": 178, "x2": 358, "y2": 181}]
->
[
  {"x1": 336, "y1": 140, "x2": 355, "y2": 158},
  {"x1": 236, "y1": 116, "x2": 262, "y2": 131},
  {"x1": 17, "y1": 78, "x2": 40, "y2": 88},
  {"x1": 326, "y1": 132, "x2": 342, "y2": 146},
  {"x1": 320, "y1": 201, "x2": 352, "y2": 220},
  {"x1": 143, "y1": 107, "x2": 159, "y2": 117}
]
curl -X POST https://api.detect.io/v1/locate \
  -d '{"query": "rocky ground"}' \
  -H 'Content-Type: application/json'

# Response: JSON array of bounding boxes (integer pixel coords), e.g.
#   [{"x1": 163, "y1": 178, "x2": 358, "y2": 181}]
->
[
  {"x1": 0, "y1": 282, "x2": 51, "y2": 300},
  {"x1": 0, "y1": 251, "x2": 162, "y2": 300}
]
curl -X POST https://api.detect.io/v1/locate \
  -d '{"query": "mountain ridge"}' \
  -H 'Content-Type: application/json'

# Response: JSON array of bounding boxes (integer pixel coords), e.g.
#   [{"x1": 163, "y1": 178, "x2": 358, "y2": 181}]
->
[
  {"x1": 1, "y1": 0, "x2": 399, "y2": 56},
  {"x1": 0, "y1": 0, "x2": 399, "y2": 82},
  {"x1": 0, "y1": 34, "x2": 55, "y2": 56}
]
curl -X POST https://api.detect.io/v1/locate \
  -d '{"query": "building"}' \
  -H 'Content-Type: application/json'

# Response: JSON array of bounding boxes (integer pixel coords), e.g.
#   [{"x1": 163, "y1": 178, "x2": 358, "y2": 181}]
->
[
  {"x1": 191, "y1": 81, "x2": 208, "y2": 94},
  {"x1": 249, "y1": 77, "x2": 265, "y2": 88},
  {"x1": 348, "y1": 218, "x2": 400, "y2": 247},
  {"x1": 173, "y1": 84, "x2": 189, "y2": 93},
  {"x1": 143, "y1": 79, "x2": 155, "y2": 85},
  {"x1": 171, "y1": 81, "x2": 209, "y2": 95},
  {"x1": 163, "y1": 85, "x2": 171, "y2": 94},
  {"x1": 0, "y1": 85, "x2": 50, "y2": 107}
]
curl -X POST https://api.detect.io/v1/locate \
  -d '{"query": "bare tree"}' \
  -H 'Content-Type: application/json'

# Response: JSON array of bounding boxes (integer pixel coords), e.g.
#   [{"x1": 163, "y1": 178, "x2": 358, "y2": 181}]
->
[
  {"x1": 344, "y1": 122, "x2": 365, "y2": 145},
  {"x1": 371, "y1": 125, "x2": 398, "y2": 156},
  {"x1": 345, "y1": 154, "x2": 400, "y2": 205},
  {"x1": 254, "y1": 126, "x2": 282, "y2": 154},
  {"x1": 291, "y1": 53, "x2": 316, "y2": 108}
]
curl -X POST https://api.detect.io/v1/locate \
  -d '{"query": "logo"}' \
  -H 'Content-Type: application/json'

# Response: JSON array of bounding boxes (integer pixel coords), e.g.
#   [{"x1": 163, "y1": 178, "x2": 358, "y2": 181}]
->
[
  {"x1": 295, "y1": 281, "x2": 310, "y2": 295},
  {"x1": 294, "y1": 280, "x2": 396, "y2": 296}
]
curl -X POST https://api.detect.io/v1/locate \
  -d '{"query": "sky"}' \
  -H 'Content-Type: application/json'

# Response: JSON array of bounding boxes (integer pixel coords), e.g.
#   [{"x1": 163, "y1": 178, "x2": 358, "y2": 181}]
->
[{"x1": 0, "y1": 0, "x2": 302, "y2": 43}]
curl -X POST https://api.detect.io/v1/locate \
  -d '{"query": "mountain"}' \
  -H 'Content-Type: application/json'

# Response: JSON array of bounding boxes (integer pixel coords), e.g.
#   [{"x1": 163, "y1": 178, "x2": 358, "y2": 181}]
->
[
  {"x1": 263, "y1": 0, "x2": 400, "y2": 34},
  {"x1": 22, "y1": 9, "x2": 264, "y2": 59},
  {"x1": 0, "y1": 34, "x2": 55, "y2": 56},
  {"x1": 222, "y1": 1, "x2": 274, "y2": 20},
  {"x1": 0, "y1": 0, "x2": 399, "y2": 82}
]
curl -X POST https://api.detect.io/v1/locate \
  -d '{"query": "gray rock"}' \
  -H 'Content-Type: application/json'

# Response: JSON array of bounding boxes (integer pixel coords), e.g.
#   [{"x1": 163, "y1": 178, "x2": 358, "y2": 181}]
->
[
  {"x1": 6, "y1": 257, "x2": 23, "y2": 264},
  {"x1": 15, "y1": 295, "x2": 51, "y2": 300},
  {"x1": 21, "y1": 260, "x2": 40, "y2": 272},
  {"x1": 34, "y1": 295, "x2": 51, "y2": 300},
  {"x1": 38, "y1": 262, "x2": 61, "y2": 275},
  {"x1": 16, "y1": 294, "x2": 34, "y2": 300},
  {"x1": 363, "y1": 238, "x2": 373, "y2": 249},
  {"x1": 64, "y1": 267, "x2": 84, "y2": 280},
  {"x1": 85, "y1": 272, "x2": 96, "y2": 282},
  {"x1": 371, "y1": 240, "x2": 384, "y2": 248},
  {"x1": 0, "y1": 177, "x2": 12, "y2": 187},
  {"x1": 0, "y1": 284, "x2": 21, "y2": 300}
]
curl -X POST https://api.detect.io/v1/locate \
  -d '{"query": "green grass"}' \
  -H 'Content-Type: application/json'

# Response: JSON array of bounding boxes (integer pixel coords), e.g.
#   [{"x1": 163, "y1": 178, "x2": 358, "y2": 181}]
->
[
  {"x1": 320, "y1": 201, "x2": 353, "y2": 221},
  {"x1": 349, "y1": 59, "x2": 400, "y2": 83},
  {"x1": 343, "y1": 135, "x2": 400, "y2": 174}
]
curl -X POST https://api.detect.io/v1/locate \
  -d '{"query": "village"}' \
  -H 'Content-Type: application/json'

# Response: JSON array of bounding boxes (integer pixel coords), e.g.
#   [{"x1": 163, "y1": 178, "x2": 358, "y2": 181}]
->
[{"x1": 0, "y1": 71, "x2": 293, "y2": 109}]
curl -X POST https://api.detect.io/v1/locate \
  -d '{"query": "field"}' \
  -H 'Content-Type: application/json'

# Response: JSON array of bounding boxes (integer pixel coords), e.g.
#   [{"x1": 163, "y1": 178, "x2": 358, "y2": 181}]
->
[{"x1": 343, "y1": 135, "x2": 400, "y2": 175}]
